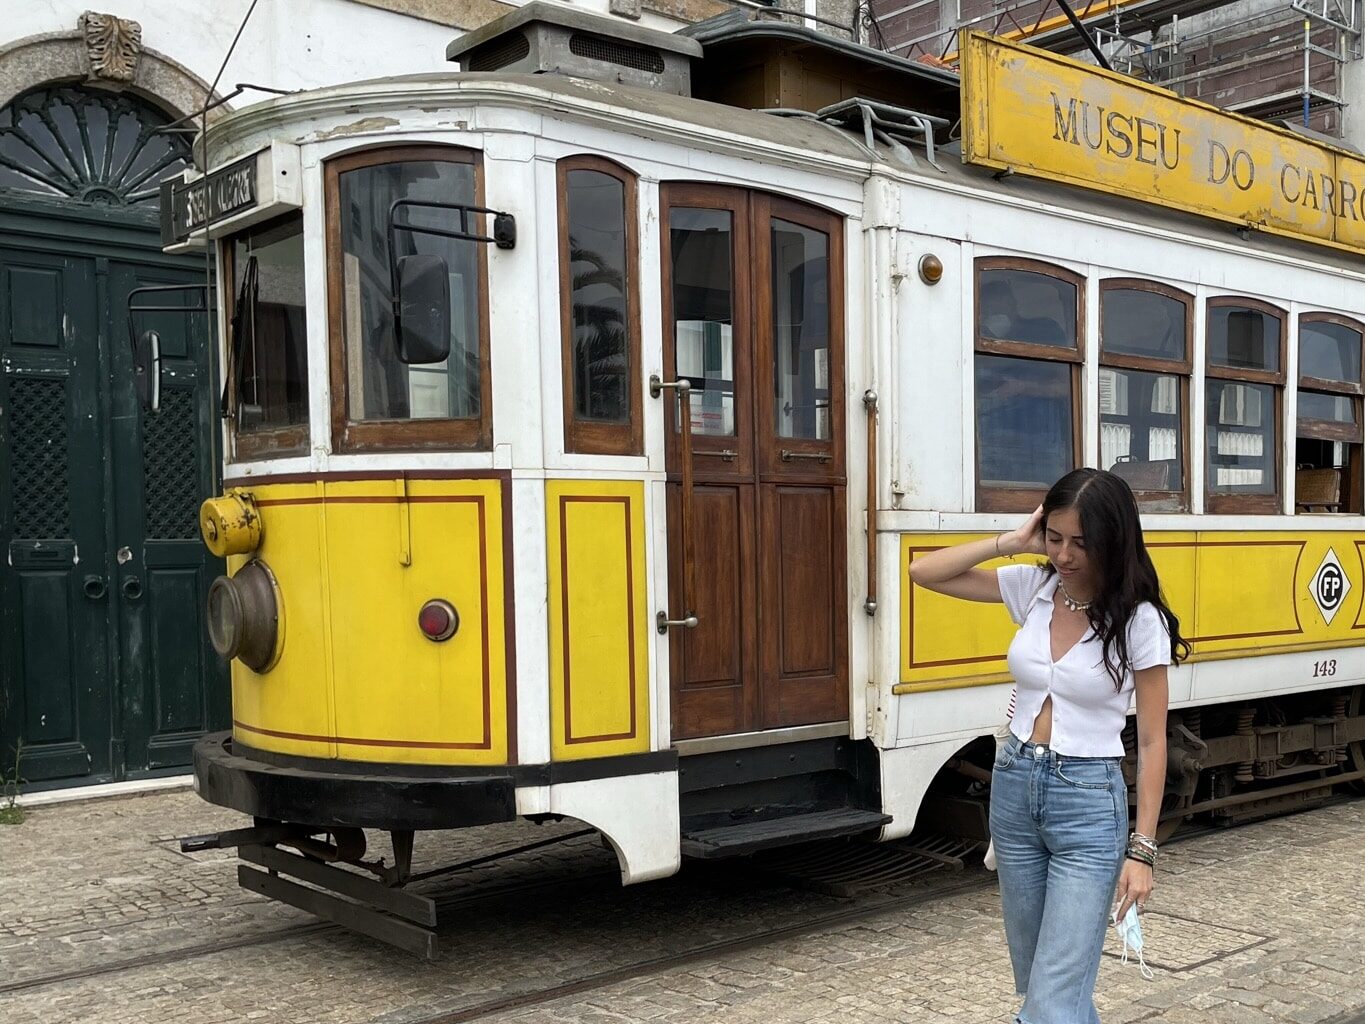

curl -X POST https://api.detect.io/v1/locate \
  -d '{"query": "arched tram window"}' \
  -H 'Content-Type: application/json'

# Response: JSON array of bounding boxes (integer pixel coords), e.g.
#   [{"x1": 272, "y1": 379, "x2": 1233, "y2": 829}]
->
[
  {"x1": 0, "y1": 85, "x2": 189, "y2": 206},
  {"x1": 1099, "y1": 281, "x2": 1192, "y2": 512},
  {"x1": 1295, "y1": 314, "x2": 1365, "y2": 514},
  {"x1": 557, "y1": 155, "x2": 641, "y2": 456},
  {"x1": 1205, "y1": 298, "x2": 1286, "y2": 515},
  {"x1": 973, "y1": 258, "x2": 1083, "y2": 513}
]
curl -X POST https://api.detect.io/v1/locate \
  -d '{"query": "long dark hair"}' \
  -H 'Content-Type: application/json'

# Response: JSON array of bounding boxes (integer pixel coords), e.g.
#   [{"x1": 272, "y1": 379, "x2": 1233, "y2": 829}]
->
[{"x1": 1042, "y1": 468, "x2": 1191, "y2": 689}]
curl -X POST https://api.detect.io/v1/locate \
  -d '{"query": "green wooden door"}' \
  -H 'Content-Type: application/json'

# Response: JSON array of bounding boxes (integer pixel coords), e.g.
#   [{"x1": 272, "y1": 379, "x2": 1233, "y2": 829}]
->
[
  {"x1": 107, "y1": 260, "x2": 228, "y2": 773},
  {"x1": 0, "y1": 248, "x2": 114, "y2": 782},
  {"x1": 0, "y1": 246, "x2": 227, "y2": 786}
]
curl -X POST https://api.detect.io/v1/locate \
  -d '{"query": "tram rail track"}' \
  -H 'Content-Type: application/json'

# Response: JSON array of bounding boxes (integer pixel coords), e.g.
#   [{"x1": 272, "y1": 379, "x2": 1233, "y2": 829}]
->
[
  {"x1": 408, "y1": 870, "x2": 994, "y2": 1024},
  {"x1": 0, "y1": 865, "x2": 619, "y2": 997},
  {"x1": 5, "y1": 792, "x2": 1358, "y2": 1004},
  {"x1": 398, "y1": 800, "x2": 1357, "y2": 1024}
]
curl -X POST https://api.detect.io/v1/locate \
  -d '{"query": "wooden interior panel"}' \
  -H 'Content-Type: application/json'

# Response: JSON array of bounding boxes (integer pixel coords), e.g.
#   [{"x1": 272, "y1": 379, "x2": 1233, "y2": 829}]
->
[
  {"x1": 774, "y1": 487, "x2": 835, "y2": 676},
  {"x1": 669, "y1": 482, "x2": 757, "y2": 738}
]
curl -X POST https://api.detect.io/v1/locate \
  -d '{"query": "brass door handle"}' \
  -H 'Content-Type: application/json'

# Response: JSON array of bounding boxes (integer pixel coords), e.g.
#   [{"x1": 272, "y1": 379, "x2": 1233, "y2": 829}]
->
[
  {"x1": 649, "y1": 374, "x2": 691, "y2": 399},
  {"x1": 780, "y1": 450, "x2": 832, "y2": 463},
  {"x1": 656, "y1": 611, "x2": 699, "y2": 634}
]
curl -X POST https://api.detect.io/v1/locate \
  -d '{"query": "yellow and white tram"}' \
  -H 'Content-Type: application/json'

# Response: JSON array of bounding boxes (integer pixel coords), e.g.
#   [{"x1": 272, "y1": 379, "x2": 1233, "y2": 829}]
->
[{"x1": 156, "y1": 5, "x2": 1365, "y2": 955}]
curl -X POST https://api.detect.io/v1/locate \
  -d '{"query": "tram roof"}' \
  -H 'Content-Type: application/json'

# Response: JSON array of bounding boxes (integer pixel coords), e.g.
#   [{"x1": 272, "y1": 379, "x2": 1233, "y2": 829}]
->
[{"x1": 206, "y1": 71, "x2": 1365, "y2": 278}]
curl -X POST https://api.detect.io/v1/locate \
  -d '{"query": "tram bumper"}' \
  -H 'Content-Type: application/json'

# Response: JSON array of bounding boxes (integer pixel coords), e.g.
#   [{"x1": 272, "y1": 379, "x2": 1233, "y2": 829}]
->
[{"x1": 192, "y1": 732, "x2": 517, "y2": 831}]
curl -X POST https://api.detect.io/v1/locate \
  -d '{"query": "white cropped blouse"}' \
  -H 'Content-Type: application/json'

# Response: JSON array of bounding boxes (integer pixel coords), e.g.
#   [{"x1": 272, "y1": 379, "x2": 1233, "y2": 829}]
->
[{"x1": 997, "y1": 564, "x2": 1172, "y2": 757}]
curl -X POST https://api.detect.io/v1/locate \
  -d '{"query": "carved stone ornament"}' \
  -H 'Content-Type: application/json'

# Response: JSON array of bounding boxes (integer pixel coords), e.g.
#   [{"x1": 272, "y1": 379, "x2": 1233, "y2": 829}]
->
[{"x1": 79, "y1": 11, "x2": 143, "y2": 83}]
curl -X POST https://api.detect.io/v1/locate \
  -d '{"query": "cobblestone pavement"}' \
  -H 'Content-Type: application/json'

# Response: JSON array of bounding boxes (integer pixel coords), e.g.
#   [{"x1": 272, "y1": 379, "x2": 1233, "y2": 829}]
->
[{"x1": 0, "y1": 789, "x2": 1361, "y2": 1024}]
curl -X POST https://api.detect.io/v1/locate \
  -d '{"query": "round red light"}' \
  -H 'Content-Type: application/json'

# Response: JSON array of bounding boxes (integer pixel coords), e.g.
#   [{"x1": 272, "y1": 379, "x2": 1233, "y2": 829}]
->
[{"x1": 417, "y1": 599, "x2": 459, "y2": 642}]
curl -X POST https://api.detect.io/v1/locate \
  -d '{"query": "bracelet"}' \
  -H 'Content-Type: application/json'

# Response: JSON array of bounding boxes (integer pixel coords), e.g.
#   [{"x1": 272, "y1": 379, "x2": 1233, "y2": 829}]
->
[
  {"x1": 1128, "y1": 833, "x2": 1159, "y2": 855},
  {"x1": 1126, "y1": 832, "x2": 1159, "y2": 868},
  {"x1": 995, "y1": 535, "x2": 1015, "y2": 560}
]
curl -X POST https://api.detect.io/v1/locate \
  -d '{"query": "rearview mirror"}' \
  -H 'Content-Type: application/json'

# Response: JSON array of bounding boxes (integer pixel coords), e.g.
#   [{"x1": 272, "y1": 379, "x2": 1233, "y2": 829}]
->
[
  {"x1": 133, "y1": 329, "x2": 162, "y2": 414},
  {"x1": 395, "y1": 254, "x2": 451, "y2": 365}
]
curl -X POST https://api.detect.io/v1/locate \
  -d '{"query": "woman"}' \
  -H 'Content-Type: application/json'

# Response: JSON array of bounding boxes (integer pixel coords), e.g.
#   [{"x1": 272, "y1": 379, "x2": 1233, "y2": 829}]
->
[{"x1": 909, "y1": 468, "x2": 1189, "y2": 1024}]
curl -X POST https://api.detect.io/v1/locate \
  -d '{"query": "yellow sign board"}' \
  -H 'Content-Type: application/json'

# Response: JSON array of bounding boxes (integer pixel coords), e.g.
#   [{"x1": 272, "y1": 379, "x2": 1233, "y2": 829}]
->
[{"x1": 960, "y1": 31, "x2": 1365, "y2": 257}]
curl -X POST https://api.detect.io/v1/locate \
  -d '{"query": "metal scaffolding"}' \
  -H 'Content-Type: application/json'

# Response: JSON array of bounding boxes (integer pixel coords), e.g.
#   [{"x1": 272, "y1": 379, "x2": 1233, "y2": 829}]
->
[{"x1": 865, "y1": 0, "x2": 1362, "y2": 133}]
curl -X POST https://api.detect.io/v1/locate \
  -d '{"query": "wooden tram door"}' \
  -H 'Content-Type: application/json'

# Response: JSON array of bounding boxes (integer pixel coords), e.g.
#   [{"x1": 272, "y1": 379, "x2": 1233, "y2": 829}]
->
[{"x1": 660, "y1": 185, "x2": 847, "y2": 740}]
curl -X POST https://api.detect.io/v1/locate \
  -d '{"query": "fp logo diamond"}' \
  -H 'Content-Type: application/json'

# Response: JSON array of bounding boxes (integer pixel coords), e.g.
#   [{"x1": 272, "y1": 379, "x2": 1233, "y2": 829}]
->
[{"x1": 1309, "y1": 548, "x2": 1351, "y2": 625}]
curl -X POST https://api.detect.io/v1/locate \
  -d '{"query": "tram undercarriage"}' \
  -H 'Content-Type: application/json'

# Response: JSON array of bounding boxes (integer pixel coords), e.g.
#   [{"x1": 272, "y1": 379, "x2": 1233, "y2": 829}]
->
[
  {"x1": 179, "y1": 683, "x2": 1365, "y2": 958},
  {"x1": 926, "y1": 683, "x2": 1365, "y2": 847}
]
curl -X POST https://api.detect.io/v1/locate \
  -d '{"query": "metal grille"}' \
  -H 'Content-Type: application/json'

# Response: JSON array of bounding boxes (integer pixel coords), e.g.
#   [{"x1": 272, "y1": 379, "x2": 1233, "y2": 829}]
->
[
  {"x1": 8, "y1": 377, "x2": 71, "y2": 538},
  {"x1": 141, "y1": 387, "x2": 200, "y2": 539},
  {"x1": 0, "y1": 85, "x2": 191, "y2": 205},
  {"x1": 568, "y1": 32, "x2": 665, "y2": 74},
  {"x1": 466, "y1": 33, "x2": 531, "y2": 71}
]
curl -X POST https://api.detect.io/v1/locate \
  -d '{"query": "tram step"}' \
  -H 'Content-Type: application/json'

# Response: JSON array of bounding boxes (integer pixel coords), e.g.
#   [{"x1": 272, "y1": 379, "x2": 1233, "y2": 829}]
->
[{"x1": 681, "y1": 807, "x2": 891, "y2": 859}]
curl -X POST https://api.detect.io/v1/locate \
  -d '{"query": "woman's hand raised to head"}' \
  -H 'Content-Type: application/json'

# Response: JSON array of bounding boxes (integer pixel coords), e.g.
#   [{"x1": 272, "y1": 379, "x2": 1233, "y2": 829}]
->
[
  {"x1": 999, "y1": 505, "x2": 1047, "y2": 557},
  {"x1": 907, "y1": 505, "x2": 1046, "y2": 602}
]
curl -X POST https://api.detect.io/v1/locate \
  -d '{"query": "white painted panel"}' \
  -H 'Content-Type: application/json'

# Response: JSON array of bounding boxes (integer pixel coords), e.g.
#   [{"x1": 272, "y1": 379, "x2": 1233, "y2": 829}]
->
[
  {"x1": 893, "y1": 231, "x2": 965, "y2": 512},
  {"x1": 546, "y1": 772, "x2": 680, "y2": 883}
]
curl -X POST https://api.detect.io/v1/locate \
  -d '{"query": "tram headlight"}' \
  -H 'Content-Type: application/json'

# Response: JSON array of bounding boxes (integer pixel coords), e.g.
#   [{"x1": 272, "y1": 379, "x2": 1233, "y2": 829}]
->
[{"x1": 207, "y1": 559, "x2": 283, "y2": 673}]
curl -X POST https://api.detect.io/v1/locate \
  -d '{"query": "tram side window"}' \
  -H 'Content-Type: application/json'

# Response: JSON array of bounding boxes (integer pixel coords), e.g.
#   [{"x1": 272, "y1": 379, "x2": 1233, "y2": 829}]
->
[
  {"x1": 1294, "y1": 315, "x2": 1364, "y2": 514},
  {"x1": 1205, "y1": 300, "x2": 1285, "y2": 513},
  {"x1": 327, "y1": 146, "x2": 489, "y2": 451},
  {"x1": 1099, "y1": 282, "x2": 1191, "y2": 511},
  {"x1": 227, "y1": 212, "x2": 309, "y2": 457},
  {"x1": 671, "y1": 208, "x2": 737, "y2": 437},
  {"x1": 974, "y1": 259, "x2": 1083, "y2": 512},
  {"x1": 558, "y1": 157, "x2": 641, "y2": 455},
  {"x1": 771, "y1": 219, "x2": 831, "y2": 441}
]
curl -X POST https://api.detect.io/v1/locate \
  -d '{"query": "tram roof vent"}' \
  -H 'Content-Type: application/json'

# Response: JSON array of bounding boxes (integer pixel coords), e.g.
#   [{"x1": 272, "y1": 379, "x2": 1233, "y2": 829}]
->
[{"x1": 447, "y1": 2, "x2": 701, "y2": 97}]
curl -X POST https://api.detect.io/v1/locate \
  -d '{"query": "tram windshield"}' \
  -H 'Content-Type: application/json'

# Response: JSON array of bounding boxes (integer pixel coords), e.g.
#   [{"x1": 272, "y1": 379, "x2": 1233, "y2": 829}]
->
[{"x1": 336, "y1": 155, "x2": 482, "y2": 422}]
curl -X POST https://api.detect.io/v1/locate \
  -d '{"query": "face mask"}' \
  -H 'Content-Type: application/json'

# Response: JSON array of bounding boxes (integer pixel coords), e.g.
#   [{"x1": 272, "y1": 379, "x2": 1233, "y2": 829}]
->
[{"x1": 1112, "y1": 905, "x2": 1154, "y2": 980}]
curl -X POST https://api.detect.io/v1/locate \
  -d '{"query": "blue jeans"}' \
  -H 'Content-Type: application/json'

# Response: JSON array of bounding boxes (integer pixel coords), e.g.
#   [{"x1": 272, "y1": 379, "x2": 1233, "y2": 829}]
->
[{"x1": 989, "y1": 736, "x2": 1128, "y2": 1024}]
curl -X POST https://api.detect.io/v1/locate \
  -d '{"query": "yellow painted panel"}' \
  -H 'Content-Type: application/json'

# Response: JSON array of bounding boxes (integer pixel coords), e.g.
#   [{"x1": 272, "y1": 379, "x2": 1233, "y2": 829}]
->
[
  {"x1": 900, "y1": 534, "x2": 1020, "y2": 684},
  {"x1": 325, "y1": 478, "x2": 509, "y2": 765},
  {"x1": 547, "y1": 480, "x2": 651, "y2": 760},
  {"x1": 960, "y1": 32, "x2": 1365, "y2": 257},
  {"x1": 1145, "y1": 538, "x2": 1197, "y2": 645},
  {"x1": 1193, "y1": 532, "x2": 1365, "y2": 654},
  {"x1": 227, "y1": 482, "x2": 334, "y2": 758},
  {"x1": 1192, "y1": 537, "x2": 1303, "y2": 652},
  {"x1": 898, "y1": 531, "x2": 1365, "y2": 689}
]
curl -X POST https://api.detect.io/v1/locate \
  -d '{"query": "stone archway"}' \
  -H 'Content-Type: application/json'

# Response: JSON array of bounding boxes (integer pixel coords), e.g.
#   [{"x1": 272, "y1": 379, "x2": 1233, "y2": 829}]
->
[{"x1": 0, "y1": 15, "x2": 228, "y2": 126}]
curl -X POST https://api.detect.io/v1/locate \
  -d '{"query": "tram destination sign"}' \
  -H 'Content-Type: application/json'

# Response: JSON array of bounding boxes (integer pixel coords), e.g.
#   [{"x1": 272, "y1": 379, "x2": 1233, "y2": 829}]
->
[
  {"x1": 960, "y1": 32, "x2": 1365, "y2": 257},
  {"x1": 163, "y1": 155, "x2": 257, "y2": 246},
  {"x1": 159, "y1": 143, "x2": 302, "y2": 253}
]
